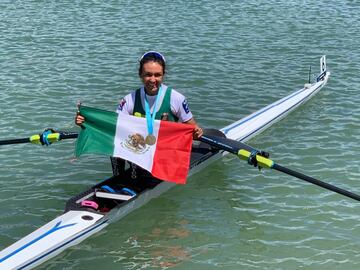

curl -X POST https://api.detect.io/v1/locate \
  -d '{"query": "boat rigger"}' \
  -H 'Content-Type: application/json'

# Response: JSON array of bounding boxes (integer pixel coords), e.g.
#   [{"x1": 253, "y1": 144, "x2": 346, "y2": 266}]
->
[{"x1": 0, "y1": 56, "x2": 330, "y2": 270}]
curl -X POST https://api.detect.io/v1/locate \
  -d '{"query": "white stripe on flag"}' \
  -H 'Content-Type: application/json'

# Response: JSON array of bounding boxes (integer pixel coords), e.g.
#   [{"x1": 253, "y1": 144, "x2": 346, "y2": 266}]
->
[{"x1": 113, "y1": 114, "x2": 160, "y2": 172}]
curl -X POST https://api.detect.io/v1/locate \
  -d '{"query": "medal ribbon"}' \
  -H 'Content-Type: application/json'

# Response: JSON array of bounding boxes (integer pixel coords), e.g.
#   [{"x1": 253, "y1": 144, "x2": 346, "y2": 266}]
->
[{"x1": 144, "y1": 85, "x2": 163, "y2": 136}]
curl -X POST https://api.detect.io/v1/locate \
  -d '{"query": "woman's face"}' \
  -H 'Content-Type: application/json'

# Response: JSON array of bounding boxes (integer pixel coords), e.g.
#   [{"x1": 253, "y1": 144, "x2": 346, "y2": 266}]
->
[{"x1": 140, "y1": 61, "x2": 164, "y2": 95}]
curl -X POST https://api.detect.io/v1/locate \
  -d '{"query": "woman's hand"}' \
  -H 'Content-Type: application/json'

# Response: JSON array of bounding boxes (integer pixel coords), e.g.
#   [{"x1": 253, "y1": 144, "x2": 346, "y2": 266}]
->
[
  {"x1": 75, "y1": 114, "x2": 85, "y2": 126},
  {"x1": 193, "y1": 125, "x2": 203, "y2": 140},
  {"x1": 183, "y1": 118, "x2": 203, "y2": 140}
]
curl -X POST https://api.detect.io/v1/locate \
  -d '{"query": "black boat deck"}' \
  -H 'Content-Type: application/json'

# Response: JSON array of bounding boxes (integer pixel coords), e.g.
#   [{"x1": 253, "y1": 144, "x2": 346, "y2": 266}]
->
[{"x1": 65, "y1": 129, "x2": 225, "y2": 214}]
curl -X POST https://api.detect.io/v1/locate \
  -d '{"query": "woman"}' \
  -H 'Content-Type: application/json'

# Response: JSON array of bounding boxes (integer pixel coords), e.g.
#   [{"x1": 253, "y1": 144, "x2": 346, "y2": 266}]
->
[{"x1": 76, "y1": 51, "x2": 203, "y2": 139}]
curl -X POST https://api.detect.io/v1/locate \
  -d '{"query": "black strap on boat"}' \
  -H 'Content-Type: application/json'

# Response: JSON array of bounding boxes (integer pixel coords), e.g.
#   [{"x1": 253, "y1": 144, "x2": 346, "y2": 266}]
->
[
  {"x1": 247, "y1": 150, "x2": 259, "y2": 167},
  {"x1": 316, "y1": 71, "x2": 326, "y2": 82},
  {"x1": 39, "y1": 128, "x2": 57, "y2": 146},
  {"x1": 247, "y1": 150, "x2": 270, "y2": 171},
  {"x1": 121, "y1": 188, "x2": 136, "y2": 196}
]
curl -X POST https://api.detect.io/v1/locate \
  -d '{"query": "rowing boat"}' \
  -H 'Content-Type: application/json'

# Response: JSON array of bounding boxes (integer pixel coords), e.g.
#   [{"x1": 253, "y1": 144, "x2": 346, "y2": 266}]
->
[{"x1": 0, "y1": 56, "x2": 330, "y2": 270}]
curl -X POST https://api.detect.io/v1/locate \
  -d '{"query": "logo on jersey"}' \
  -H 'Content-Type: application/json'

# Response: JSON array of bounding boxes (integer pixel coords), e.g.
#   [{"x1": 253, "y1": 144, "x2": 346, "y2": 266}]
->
[
  {"x1": 182, "y1": 99, "x2": 190, "y2": 114},
  {"x1": 117, "y1": 99, "x2": 126, "y2": 111}
]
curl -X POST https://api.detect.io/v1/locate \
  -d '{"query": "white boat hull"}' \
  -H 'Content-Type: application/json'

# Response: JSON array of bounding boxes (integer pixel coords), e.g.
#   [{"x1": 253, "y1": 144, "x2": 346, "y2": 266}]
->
[{"x1": 0, "y1": 56, "x2": 330, "y2": 270}]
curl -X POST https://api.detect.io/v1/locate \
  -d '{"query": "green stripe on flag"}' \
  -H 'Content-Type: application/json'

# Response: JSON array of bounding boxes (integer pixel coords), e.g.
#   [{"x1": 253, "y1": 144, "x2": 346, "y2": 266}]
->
[{"x1": 75, "y1": 106, "x2": 118, "y2": 157}]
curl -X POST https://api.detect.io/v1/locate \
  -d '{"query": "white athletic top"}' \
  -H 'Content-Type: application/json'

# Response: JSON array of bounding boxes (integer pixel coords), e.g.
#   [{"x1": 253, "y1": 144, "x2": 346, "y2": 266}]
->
[{"x1": 116, "y1": 84, "x2": 193, "y2": 123}]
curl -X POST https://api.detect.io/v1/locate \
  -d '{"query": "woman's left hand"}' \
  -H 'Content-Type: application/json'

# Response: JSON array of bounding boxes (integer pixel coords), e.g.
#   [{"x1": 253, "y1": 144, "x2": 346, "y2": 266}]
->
[{"x1": 193, "y1": 126, "x2": 203, "y2": 140}]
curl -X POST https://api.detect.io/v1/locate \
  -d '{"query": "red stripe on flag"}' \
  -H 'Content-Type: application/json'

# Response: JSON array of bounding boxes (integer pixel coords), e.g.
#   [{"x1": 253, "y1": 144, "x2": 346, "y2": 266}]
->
[{"x1": 151, "y1": 121, "x2": 194, "y2": 184}]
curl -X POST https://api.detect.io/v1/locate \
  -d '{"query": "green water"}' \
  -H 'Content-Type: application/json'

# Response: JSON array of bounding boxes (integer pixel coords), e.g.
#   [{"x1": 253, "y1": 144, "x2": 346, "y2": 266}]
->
[{"x1": 1, "y1": 1, "x2": 360, "y2": 269}]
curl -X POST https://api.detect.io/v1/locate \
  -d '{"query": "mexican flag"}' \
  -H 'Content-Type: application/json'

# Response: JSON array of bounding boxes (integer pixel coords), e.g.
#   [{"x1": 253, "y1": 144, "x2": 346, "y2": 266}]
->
[{"x1": 75, "y1": 106, "x2": 194, "y2": 184}]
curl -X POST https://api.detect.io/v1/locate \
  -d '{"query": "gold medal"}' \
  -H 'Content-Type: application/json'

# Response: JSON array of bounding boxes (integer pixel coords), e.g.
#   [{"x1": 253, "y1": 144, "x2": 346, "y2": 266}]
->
[{"x1": 145, "y1": 135, "x2": 156, "y2": 145}]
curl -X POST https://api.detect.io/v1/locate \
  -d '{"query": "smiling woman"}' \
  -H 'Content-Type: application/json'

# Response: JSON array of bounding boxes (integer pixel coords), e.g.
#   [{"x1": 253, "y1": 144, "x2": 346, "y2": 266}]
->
[
  {"x1": 117, "y1": 51, "x2": 203, "y2": 139},
  {"x1": 76, "y1": 51, "x2": 203, "y2": 139},
  {"x1": 75, "y1": 51, "x2": 203, "y2": 181},
  {"x1": 138, "y1": 51, "x2": 167, "y2": 95}
]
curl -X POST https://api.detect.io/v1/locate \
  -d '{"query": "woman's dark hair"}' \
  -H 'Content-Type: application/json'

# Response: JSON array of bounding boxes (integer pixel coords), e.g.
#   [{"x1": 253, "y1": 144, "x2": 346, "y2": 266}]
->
[{"x1": 138, "y1": 51, "x2": 166, "y2": 76}]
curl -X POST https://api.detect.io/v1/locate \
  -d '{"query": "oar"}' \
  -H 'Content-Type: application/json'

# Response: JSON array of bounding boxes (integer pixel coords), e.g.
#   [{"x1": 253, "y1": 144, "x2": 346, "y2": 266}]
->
[
  {"x1": 200, "y1": 135, "x2": 360, "y2": 202},
  {"x1": 0, "y1": 130, "x2": 78, "y2": 146}
]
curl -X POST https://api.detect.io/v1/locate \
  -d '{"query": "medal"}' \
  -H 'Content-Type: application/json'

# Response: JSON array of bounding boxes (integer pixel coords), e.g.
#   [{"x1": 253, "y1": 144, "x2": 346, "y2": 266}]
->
[
  {"x1": 144, "y1": 85, "x2": 163, "y2": 146},
  {"x1": 145, "y1": 134, "x2": 156, "y2": 145}
]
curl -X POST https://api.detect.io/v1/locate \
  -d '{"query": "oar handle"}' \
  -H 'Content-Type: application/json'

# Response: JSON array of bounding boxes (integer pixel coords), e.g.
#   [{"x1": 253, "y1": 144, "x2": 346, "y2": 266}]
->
[
  {"x1": 199, "y1": 135, "x2": 253, "y2": 154},
  {"x1": 59, "y1": 132, "x2": 78, "y2": 140}
]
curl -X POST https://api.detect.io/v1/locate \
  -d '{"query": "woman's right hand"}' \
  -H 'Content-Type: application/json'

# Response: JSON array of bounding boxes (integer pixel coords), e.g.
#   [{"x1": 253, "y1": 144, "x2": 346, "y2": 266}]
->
[{"x1": 75, "y1": 114, "x2": 85, "y2": 126}]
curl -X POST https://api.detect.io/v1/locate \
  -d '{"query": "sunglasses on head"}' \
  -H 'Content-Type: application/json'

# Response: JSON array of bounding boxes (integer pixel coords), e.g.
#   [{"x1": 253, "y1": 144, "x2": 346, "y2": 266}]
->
[{"x1": 140, "y1": 51, "x2": 166, "y2": 63}]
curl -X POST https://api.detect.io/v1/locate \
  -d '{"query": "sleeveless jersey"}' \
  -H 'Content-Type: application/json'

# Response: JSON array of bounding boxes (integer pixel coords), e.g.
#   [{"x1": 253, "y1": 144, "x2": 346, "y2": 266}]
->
[{"x1": 133, "y1": 87, "x2": 178, "y2": 122}]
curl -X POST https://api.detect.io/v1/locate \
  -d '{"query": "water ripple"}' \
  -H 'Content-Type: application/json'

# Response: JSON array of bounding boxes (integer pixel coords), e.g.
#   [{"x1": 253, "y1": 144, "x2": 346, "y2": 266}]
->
[{"x1": 1, "y1": 1, "x2": 360, "y2": 269}]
